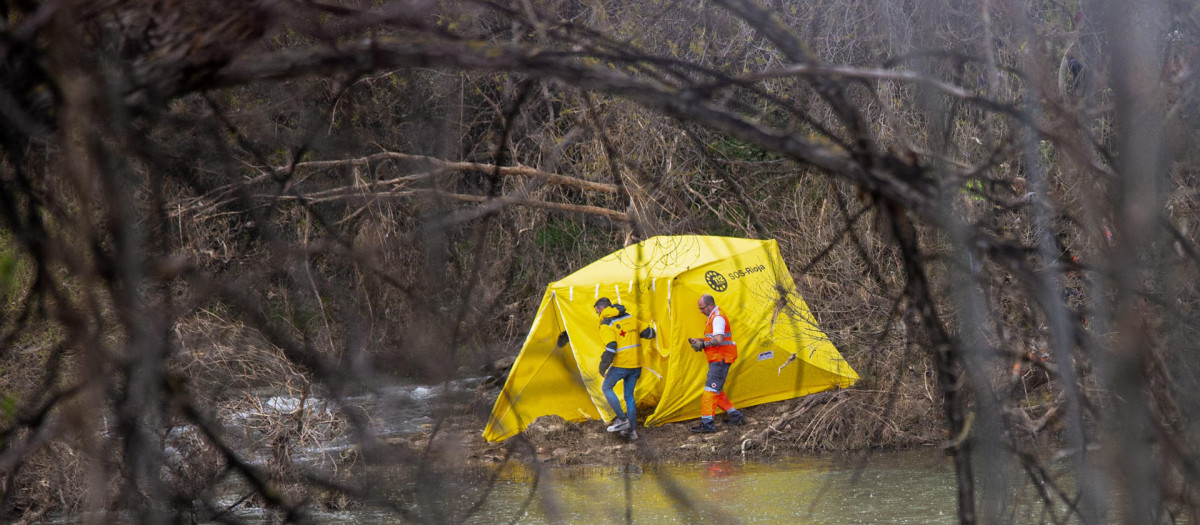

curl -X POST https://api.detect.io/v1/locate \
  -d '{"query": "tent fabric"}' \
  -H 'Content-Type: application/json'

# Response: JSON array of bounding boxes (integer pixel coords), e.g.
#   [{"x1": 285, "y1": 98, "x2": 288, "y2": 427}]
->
[{"x1": 483, "y1": 235, "x2": 858, "y2": 442}]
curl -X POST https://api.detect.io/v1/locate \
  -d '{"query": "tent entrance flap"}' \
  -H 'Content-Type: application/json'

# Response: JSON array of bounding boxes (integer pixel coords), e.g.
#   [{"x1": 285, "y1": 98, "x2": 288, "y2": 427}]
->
[{"x1": 482, "y1": 293, "x2": 599, "y2": 442}]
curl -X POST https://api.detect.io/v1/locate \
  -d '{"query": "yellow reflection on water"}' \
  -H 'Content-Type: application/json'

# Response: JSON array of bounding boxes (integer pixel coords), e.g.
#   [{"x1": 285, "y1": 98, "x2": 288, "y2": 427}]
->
[{"x1": 481, "y1": 449, "x2": 958, "y2": 524}]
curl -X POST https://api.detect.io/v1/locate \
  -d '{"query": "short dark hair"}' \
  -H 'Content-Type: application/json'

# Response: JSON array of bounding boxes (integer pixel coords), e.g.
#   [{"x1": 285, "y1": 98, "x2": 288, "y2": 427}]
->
[{"x1": 594, "y1": 297, "x2": 612, "y2": 309}]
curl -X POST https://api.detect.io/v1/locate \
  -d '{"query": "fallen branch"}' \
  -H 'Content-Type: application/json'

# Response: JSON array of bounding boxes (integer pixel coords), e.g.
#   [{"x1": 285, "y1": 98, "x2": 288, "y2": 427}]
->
[
  {"x1": 1007, "y1": 392, "x2": 1065, "y2": 436},
  {"x1": 174, "y1": 152, "x2": 622, "y2": 221},
  {"x1": 246, "y1": 187, "x2": 631, "y2": 223},
  {"x1": 740, "y1": 389, "x2": 848, "y2": 452},
  {"x1": 277, "y1": 152, "x2": 620, "y2": 194},
  {"x1": 12, "y1": 505, "x2": 50, "y2": 525}
]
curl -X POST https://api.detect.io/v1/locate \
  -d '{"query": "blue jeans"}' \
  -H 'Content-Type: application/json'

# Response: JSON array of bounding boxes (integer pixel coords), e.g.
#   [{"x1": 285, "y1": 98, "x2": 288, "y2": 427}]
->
[{"x1": 602, "y1": 367, "x2": 641, "y2": 429}]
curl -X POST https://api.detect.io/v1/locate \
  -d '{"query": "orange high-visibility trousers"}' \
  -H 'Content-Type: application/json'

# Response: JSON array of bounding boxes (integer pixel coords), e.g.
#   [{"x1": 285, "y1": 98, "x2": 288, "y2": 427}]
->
[{"x1": 701, "y1": 391, "x2": 734, "y2": 417}]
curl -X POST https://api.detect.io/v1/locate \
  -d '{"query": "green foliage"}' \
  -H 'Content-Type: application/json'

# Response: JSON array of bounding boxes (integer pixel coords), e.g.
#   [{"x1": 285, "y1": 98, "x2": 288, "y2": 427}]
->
[
  {"x1": 0, "y1": 251, "x2": 15, "y2": 298},
  {"x1": 1039, "y1": 139, "x2": 1055, "y2": 164},
  {"x1": 0, "y1": 392, "x2": 15, "y2": 424},
  {"x1": 265, "y1": 288, "x2": 324, "y2": 337},
  {"x1": 534, "y1": 218, "x2": 583, "y2": 253},
  {"x1": 0, "y1": 230, "x2": 28, "y2": 301},
  {"x1": 708, "y1": 222, "x2": 744, "y2": 238},
  {"x1": 706, "y1": 136, "x2": 774, "y2": 161}
]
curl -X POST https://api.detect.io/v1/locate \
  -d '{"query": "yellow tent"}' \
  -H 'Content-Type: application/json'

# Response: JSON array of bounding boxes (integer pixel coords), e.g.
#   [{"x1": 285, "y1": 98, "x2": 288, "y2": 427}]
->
[{"x1": 482, "y1": 235, "x2": 858, "y2": 442}]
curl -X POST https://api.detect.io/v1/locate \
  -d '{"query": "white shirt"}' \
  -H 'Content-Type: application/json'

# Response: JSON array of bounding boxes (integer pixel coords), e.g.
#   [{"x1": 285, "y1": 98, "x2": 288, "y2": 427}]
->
[{"x1": 711, "y1": 307, "x2": 726, "y2": 335}]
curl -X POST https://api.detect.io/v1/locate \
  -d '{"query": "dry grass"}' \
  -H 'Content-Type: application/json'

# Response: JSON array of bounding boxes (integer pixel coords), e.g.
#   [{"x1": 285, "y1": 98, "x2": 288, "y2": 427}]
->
[{"x1": 3, "y1": 0, "x2": 1200, "y2": 523}]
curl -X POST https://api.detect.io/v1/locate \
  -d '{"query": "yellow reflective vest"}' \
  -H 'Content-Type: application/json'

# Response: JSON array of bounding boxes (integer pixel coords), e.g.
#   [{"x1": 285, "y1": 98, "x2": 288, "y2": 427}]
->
[{"x1": 599, "y1": 305, "x2": 642, "y2": 368}]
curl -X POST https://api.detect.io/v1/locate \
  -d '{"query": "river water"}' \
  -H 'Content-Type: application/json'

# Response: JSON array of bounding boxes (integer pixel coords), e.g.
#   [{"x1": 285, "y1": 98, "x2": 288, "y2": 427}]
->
[
  {"x1": 457, "y1": 449, "x2": 960, "y2": 524},
  {"x1": 226, "y1": 448, "x2": 966, "y2": 524},
  {"x1": 207, "y1": 381, "x2": 1061, "y2": 523},
  {"x1": 42, "y1": 379, "x2": 1112, "y2": 523}
]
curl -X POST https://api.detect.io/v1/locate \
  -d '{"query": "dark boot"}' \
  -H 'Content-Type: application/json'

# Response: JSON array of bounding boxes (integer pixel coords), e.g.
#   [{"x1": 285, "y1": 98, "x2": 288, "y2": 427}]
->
[
  {"x1": 724, "y1": 411, "x2": 745, "y2": 426},
  {"x1": 689, "y1": 420, "x2": 718, "y2": 433}
]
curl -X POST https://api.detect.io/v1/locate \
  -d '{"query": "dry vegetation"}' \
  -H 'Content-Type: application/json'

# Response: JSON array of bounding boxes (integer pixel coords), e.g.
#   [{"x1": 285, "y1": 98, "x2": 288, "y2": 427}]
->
[{"x1": 2, "y1": 0, "x2": 1200, "y2": 523}]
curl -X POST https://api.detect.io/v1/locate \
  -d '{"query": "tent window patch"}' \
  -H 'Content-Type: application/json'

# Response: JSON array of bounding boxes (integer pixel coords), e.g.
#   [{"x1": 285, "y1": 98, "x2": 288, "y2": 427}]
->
[{"x1": 758, "y1": 350, "x2": 774, "y2": 361}]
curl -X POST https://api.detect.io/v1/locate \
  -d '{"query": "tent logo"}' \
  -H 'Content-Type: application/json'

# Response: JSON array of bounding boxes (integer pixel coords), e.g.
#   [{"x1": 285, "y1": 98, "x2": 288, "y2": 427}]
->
[{"x1": 705, "y1": 271, "x2": 728, "y2": 292}]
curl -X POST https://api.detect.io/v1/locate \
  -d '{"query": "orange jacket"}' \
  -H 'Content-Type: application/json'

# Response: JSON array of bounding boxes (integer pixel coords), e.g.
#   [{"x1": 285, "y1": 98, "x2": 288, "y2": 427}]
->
[{"x1": 703, "y1": 306, "x2": 737, "y2": 364}]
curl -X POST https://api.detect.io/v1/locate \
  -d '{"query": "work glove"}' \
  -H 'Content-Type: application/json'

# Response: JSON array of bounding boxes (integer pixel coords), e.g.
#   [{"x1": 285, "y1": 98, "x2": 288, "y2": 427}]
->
[
  {"x1": 689, "y1": 338, "x2": 704, "y2": 352},
  {"x1": 598, "y1": 351, "x2": 614, "y2": 376},
  {"x1": 640, "y1": 327, "x2": 656, "y2": 339},
  {"x1": 556, "y1": 331, "x2": 570, "y2": 347}
]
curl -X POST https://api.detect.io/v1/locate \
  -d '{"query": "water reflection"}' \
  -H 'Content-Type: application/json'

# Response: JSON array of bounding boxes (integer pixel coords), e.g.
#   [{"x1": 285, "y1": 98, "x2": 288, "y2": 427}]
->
[
  {"x1": 204, "y1": 380, "x2": 968, "y2": 524},
  {"x1": 278, "y1": 448, "x2": 959, "y2": 524}
]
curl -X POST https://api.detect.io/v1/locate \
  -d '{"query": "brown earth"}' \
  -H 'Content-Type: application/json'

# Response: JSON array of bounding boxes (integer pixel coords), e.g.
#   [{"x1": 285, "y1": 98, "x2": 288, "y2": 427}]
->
[
  {"x1": 390, "y1": 385, "x2": 938, "y2": 472},
  {"x1": 471, "y1": 404, "x2": 821, "y2": 467}
]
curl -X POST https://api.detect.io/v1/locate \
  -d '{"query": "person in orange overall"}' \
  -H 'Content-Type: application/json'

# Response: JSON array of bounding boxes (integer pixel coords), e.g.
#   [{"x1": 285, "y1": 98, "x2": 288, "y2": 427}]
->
[{"x1": 687, "y1": 294, "x2": 745, "y2": 433}]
